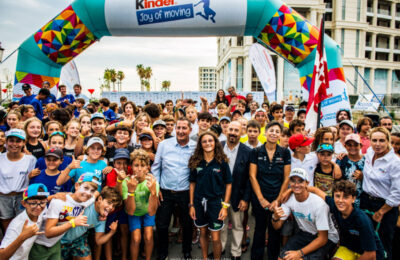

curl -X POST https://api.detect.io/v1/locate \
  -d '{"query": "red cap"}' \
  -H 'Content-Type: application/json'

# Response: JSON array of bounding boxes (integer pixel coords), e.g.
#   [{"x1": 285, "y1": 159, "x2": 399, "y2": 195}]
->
[{"x1": 289, "y1": 134, "x2": 314, "y2": 150}]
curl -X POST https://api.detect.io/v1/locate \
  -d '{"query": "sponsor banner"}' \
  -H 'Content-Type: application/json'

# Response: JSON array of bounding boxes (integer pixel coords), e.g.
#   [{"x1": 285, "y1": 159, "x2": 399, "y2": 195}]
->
[
  {"x1": 319, "y1": 79, "x2": 351, "y2": 127},
  {"x1": 60, "y1": 61, "x2": 80, "y2": 95},
  {"x1": 249, "y1": 43, "x2": 276, "y2": 102},
  {"x1": 105, "y1": 0, "x2": 247, "y2": 36},
  {"x1": 353, "y1": 94, "x2": 384, "y2": 112}
]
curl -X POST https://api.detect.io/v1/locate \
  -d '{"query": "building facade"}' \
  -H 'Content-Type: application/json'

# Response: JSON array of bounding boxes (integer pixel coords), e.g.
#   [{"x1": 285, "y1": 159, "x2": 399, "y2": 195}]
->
[
  {"x1": 198, "y1": 67, "x2": 217, "y2": 91},
  {"x1": 216, "y1": 0, "x2": 400, "y2": 104}
]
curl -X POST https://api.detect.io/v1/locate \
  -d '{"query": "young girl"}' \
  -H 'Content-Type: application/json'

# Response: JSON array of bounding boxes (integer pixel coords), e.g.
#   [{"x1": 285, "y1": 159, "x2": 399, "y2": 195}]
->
[
  {"x1": 356, "y1": 117, "x2": 373, "y2": 154},
  {"x1": 279, "y1": 128, "x2": 290, "y2": 149},
  {"x1": 119, "y1": 149, "x2": 159, "y2": 260},
  {"x1": 64, "y1": 120, "x2": 80, "y2": 158},
  {"x1": 335, "y1": 121, "x2": 354, "y2": 154},
  {"x1": 391, "y1": 132, "x2": 400, "y2": 156},
  {"x1": 19, "y1": 105, "x2": 35, "y2": 122},
  {"x1": 79, "y1": 114, "x2": 92, "y2": 138},
  {"x1": 311, "y1": 127, "x2": 334, "y2": 152},
  {"x1": 128, "y1": 112, "x2": 151, "y2": 147},
  {"x1": 314, "y1": 144, "x2": 342, "y2": 196},
  {"x1": 6, "y1": 111, "x2": 21, "y2": 130},
  {"x1": 139, "y1": 133, "x2": 156, "y2": 164},
  {"x1": 122, "y1": 101, "x2": 137, "y2": 122},
  {"x1": 0, "y1": 130, "x2": 5, "y2": 153},
  {"x1": 216, "y1": 103, "x2": 228, "y2": 119},
  {"x1": 24, "y1": 117, "x2": 47, "y2": 159},
  {"x1": 43, "y1": 120, "x2": 63, "y2": 143},
  {"x1": 189, "y1": 131, "x2": 232, "y2": 260}
]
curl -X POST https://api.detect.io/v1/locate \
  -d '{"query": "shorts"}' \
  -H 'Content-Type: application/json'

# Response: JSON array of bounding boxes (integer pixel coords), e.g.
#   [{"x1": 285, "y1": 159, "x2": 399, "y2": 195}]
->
[
  {"x1": 279, "y1": 230, "x2": 336, "y2": 259},
  {"x1": 193, "y1": 198, "x2": 224, "y2": 231},
  {"x1": 29, "y1": 241, "x2": 61, "y2": 260},
  {"x1": 106, "y1": 209, "x2": 129, "y2": 232},
  {"x1": 333, "y1": 246, "x2": 361, "y2": 260},
  {"x1": 281, "y1": 215, "x2": 296, "y2": 236},
  {"x1": 61, "y1": 232, "x2": 91, "y2": 259},
  {"x1": 128, "y1": 213, "x2": 155, "y2": 232},
  {"x1": 0, "y1": 193, "x2": 23, "y2": 219}
]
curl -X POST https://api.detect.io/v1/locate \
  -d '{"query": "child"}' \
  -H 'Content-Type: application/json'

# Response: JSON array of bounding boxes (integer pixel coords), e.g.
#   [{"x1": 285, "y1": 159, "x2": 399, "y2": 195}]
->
[
  {"x1": 0, "y1": 184, "x2": 49, "y2": 260},
  {"x1": 289, "y1": 134, "x2": 317, "y2": 185},
  {"x1": 74, "y1": 98, "x2": 85, "y2": 118},
  {"x1": 216, "y1": 103, "x2": 228, "y2": 119},
  {"x1": 243, "y1": 120, "x2": 262, "y2": 148},
  {"x1": 43, "y1": 121, "x2": 63, "y2": 142},
  {"x1": 6, "y1": 111, "x2": 22, "y2": 130},
  {"x1": 311, "y1": 127, "x2": 334, "y2": 152},
  {"x1": 314, "y1": 144, "x2": 342, "y2": 196},
  {"x1": 30, "y1": 148, "x2": 73, "y2": 195},
  {"x1": 57, "y1": 136, "x2": 107, "y2": 190},
  {"x1": 153, "y1": 120, "x2": 167, "y2": 142},
  {"x1": 120, "y1": 149, "x2": 159, "y2": 260},
  {"x1": 139, "y1": 134, "x2": 156, "y2": 164},
  {"x1": 29, "y1": 88, "x2": 50, "y2": 121},
  {"x1": 0, "y1": 129, "x2": 6, "y2": 153},
  {"x1": 391, "y1": 132, "x2": 400, "y2": 156},
  {"x1": 279, "y1": 128, "x2": 290, "y2": 149},
  {"x1": 24, "y1": 117, "x2": 47, "y2": 159},
  {"x1": 100, "y1": 98, "x2": 117, "y2": 122},
  {"x1": 64, "y1": 119, "x2": 81, "y2": 158}
]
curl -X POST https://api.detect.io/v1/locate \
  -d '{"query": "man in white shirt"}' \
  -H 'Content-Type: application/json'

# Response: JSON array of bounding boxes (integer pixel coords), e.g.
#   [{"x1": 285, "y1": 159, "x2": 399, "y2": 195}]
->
[{"x1": 272, "y1": 168, "x2": 339, "y2": 260}]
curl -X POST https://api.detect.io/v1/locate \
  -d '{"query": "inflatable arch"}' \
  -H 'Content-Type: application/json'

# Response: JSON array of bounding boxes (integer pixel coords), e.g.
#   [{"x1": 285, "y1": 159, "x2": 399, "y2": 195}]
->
[{"x1": 13, "y1": 0, "x2": 347, "y2": 101}]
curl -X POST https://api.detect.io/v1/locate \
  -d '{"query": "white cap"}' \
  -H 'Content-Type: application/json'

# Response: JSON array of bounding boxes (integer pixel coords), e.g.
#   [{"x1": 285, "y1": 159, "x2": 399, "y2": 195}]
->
[
  {"x1": 87, "y1": 137, "x2": 104, "y2": 148},
  {"x1": 289, "y1": 168, "x2": 308, "y2": 181}
]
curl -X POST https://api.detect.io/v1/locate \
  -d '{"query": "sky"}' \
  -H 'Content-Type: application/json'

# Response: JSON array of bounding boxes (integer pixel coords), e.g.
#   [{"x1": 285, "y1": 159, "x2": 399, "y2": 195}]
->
[{"x1": 0, "y1": 0, "x2": 218, "y2": 96}]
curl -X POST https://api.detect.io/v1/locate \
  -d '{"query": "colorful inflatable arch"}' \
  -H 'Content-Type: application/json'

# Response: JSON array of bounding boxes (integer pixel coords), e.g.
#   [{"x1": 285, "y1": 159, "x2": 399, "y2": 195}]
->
[{"x1": 13, "y1": 0, "x2": 347, "y2": 105}]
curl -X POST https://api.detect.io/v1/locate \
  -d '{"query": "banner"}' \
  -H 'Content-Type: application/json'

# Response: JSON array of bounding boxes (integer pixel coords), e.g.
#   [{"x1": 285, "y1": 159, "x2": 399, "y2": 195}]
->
[
  {"x1": 353, "y1": 94, "x2": 384, "y2": 112},
  {"x1": 60, "y1": 61, "x2": 80, "y2": 95},
  {"x1": 249, "y1": 43, "x2": 276, "y2": 102},
  {"x1": 105, "y1": 0, "x2": 247, "y2": 36}
]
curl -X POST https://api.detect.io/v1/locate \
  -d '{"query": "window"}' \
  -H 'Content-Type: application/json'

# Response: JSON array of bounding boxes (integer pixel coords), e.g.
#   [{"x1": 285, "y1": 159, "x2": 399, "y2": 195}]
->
[
  {"x1": 356, "y1": 30, "x2": 360, "y2": 57},
  {"x1": 374, "y1": 69, "x2": 388, "y2": 94},
  {"x1": 363, "y1": 68, "x2": 371, "y2": 94},
  {"x1": 341, "y1": 29, "x2": 345, "y2": 54},
  {"x1": 342, "y1": 0, "x2": 346, "y2": 20},
  {"x1": 357, "y1": 0, "x2": 361, "y2": 21}
]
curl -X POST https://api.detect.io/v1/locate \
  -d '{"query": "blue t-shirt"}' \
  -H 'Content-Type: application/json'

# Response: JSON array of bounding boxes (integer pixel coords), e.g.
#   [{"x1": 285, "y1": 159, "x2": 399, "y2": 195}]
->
[
  {"x1": 30, "y1": 98, "x2": 44, "y2": 120},
  {"x1": 0, "y1": 125, "x2": 8, "y2": 132},
  {"x1": 325, "y1": 196, "x2": 384, "y2": 258},
  {"x1": 73, "y1": 109, "x2": 80, "y2": 118},
  {"x1": 30, "y1": 169, "x2": 73, "y2": 194},
  {"x1": 60, "y1": 203, "x2": 105, "y2": 244},
  {"x1": 69, "y1": 160, "x2": 107, "y2": 191},
  {"x1": 19, "y1": 95, "x2": 36, "y2": 105},
  {"x1": 57, "y1": 94, "x2": 75, "y2": 108},
  {"x1": 102, "y1": 109, "x2": 116, "y2": 121},
  {"x1": 35, "y1": 156, "x2": 72, "y2": 171},
  {"x1": 42, "y1": 94, "x2": 57, "y2": 105}
]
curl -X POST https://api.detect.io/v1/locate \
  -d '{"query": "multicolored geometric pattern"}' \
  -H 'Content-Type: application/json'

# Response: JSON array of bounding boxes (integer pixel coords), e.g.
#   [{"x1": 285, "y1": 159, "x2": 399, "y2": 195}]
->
[
  {"x1": 14, "y1": 71, "x2": 60, "y2": 88},
  {"x1": 259, "y1": 4, "x2": 320, "y2": 64},
  {"x1": 300, "y1": 67, "x2": 346, "y2": 91},
  {"x1": 33, "y1": 5, "x2": 96, "y2": 65}
]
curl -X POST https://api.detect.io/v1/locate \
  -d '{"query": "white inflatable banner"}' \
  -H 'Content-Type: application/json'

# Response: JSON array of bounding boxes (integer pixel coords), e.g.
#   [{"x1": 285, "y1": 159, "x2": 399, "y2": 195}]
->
[
  {"x1": 60, "y1": 61, "x2": 80, "y2": 96},
  {"x1": 105, "y1": 0, "x2": 247, "y2": 36},
  {"x1": 249, "y1": 43, "x2": 277, "y2": 102}
]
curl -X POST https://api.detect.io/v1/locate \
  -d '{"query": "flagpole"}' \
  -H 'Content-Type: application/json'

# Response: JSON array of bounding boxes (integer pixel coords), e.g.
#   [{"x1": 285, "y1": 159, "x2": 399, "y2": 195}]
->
[{"x1": 316, "y1": 14, "x2": 325, "y2": 129}]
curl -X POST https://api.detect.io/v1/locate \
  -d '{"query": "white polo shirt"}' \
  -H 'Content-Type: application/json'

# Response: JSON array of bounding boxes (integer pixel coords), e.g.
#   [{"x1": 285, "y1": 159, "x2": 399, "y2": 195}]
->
[{"x1": 291, "y1": 153, "x2": 318, "y2": 186}]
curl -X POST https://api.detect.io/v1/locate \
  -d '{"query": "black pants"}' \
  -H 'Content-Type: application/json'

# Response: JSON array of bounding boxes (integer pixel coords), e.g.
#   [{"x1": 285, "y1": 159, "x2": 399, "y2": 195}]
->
[
  {"x1": 251, "y1": 196, "x2": 281, "y2": 260},
  {"x1": 393, "y1": 226, "x2": 400, "y2": 260},
  {"x1": 360, "y1": 192, "x2": 399, "y2": 260},
  {"x1": 156, "y1": 189, "x2": 192, "y2": 256}
]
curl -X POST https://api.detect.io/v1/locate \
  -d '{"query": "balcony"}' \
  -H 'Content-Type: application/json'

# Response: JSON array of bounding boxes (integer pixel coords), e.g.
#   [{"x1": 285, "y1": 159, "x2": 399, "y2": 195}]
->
[{"x1": 377, "y1": 8, "x2": 392, "y2": 19}]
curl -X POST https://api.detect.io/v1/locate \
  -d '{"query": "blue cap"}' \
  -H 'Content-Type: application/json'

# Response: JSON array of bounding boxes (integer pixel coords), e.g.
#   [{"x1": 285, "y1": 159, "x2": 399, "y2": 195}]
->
[
  {"x1": 113, "y1": 148, "x2": 130, "y2": 161},
  {"x1": 6, "y1": 129, "x2": 26, "y2": 140},
  {"x1": 23, "y1": 183, "x2": 49, "y2": 200},
  {"x1": 77, "y1": 173, "x2": 101, "y2": 186},
  {"x1": 139, "y1": 133, "x2": 153, "y2": 140},
  {"x1": 316, "y1": 144, "x2": 334, "y2": 153},
  {"x1": 91, "y1": 112, "x2": 105, "y2": 121},
  {"x1": 220, "y1": 116, "x2": 231, "y2": 122}
]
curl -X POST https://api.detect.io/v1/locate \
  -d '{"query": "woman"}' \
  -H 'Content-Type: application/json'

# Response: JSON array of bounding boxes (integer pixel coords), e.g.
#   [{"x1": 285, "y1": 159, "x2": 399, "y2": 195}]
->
[
  {"x1": 357, "y1": 117, "x2": 373, "y2": 154},
  {"x1": 361, "y1": 127, "x2": 400, "y2": 259},
  {"x1": 215, "y1": 89, "x2": 229, "y2": 106},
  {"x1": 249, "y1": 121, "x2": 291, "y2": 260},
  {"x1": 189, "y1": 131, "x2": 232, "y2": 260}
]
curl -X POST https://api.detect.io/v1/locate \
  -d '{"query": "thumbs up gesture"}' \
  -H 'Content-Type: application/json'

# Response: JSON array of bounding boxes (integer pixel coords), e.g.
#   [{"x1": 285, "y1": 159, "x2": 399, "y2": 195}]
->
[
  {"x1": 74, "y1": 210, "x2": 89, "y2": 227},
  {"x1": 68, "y1": 156, "x2": 82, "y2": 170}
]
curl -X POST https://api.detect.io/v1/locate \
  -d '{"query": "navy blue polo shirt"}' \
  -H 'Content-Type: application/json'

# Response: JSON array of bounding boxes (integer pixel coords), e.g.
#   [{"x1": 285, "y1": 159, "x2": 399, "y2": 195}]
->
[
  {"x1": 250, "y1": 145, "x2": 291, "y2": 201},
  {"x1": 325, "y1": 196, "x2": 383, "y2": 256},
  {"x1": 57, "y1": 94, "x2": 75, "y2": 108},
  {"x1": 42, "y1": 94, "x2": 57, "y2": 105},
  {"x1": 19, "y1": 94, "x2": 36, "y2": 105},
  {"x1": 189, "y1": 159, "x2": 232, "y2": 200}
]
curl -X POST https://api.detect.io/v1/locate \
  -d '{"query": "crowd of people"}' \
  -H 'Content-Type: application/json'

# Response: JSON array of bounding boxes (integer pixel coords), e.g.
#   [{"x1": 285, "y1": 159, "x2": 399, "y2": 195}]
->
[{"x1": 0, "y1": 82, "x2": 399, "y2": 260}]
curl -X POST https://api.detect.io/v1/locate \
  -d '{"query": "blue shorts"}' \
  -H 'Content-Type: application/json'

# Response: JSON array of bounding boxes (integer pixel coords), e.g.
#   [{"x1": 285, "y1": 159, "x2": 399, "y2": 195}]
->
[
  {"x1": 61, "y1": 232, "x2": 90, "y2": 259},
  {"x1": 128, "y1": 213, "x2": 155, "y2": 232},
  {"x1": 106, "y1": 209, "x2": 129, "y2": 232},
  {"x1": 194, "y1": 198, "x2": 224, "y2": 231}
]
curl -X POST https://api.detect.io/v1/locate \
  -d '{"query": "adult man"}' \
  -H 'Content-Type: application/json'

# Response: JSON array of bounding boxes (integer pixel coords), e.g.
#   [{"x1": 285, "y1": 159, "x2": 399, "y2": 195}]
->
[
  {"x1": 73, "y1": 84, "x2": 89, "y2": 104},
  {"x1": 272, "y1": 168, "x2": 339, "y2": 260},
  {"x1": 152, "y1": 118, "x2": 196, "y2": 260},
  {"x1": 336, "y1": 109, "x2": 352, "y2": 124},
  {"x1": 379, "y1": 116, "x2": 393, "y2": 132},
  {"x1": 57, "y1": 85, "x2": 75, "y2": 108},
  {"x1": 226, "y1": 87, "x2": 246, "y2": 112},
  {"x1": 284, "y1": 105, "x2": 295, "y2": 125},
  {"x1": 243, "y1": 101, "x2": 258, "y2": 121},
  {"x1": 245, "y1": 93, "x2": 253, "y2": 113},
  {"x1": 30, "y1": 88, "x2": 50, "y2": 120},
  {"x1": 18, "y1": 84, "x2": 36, "y2": 105},
  {"x1": 41, "y1": 81, "x2": 57, "y2": 105},
  {"x1": 220, "y1": 121, "x2": 252, "y2": 260}
]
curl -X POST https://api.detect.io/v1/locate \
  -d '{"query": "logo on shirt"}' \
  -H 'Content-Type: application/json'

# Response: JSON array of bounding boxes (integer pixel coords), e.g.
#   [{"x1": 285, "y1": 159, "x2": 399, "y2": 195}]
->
[
  {"x1": 212, "y1": 168, "x2": 221, "y2": 173},
  {"x1": 19, "y1": 171, "x2": 28, "y2": 175},
  {"x1": 348, "y1": 229, "x2": 360, "y2": 236},
  {"x1": 196, "y1": 167, "x2": 203, "y2": 173},
  {"x1": 59, "y1": 206, "x2": 84, "y2": 222},
  {"x1": 293, "y1": 212, "x2": 313, "y2": 222},
  {"x1": 378, "y1": 168, "x2": 386, "y2": 174}
]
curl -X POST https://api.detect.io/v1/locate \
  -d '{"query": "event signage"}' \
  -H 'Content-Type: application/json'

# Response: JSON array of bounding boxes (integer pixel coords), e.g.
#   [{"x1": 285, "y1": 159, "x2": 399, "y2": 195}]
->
[{"x1": 353, "y1": 94, "x2": 384, "y2": 112}]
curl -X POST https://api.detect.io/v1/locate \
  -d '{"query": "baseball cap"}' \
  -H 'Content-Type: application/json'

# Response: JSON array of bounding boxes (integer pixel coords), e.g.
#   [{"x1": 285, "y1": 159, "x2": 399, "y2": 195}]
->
[
  {"x1": 212, "y1": 114, "x2": 219, "y2": 120},
  {"x1": 23, "y1": 183, "x2": 49, "y2": 200},
  {"x1": 87, "y1": 137, "x2": 104, "y2": 148},
  {"x1": 113, "y1": 148, "x2": 130, "y2": 161},
  {"x1": 316, "y1": 143, "x2": 334, "y2": 153},
  {"x1": 256, "y1": 108, "x2": 266, "y2": 113},
  {"x1": 91, "y1": 112, "x2": 105, "y2": 121},
  {"x1": 153, "y1": 120, "x2": 166, "y2": 128},
  {"x1": 22, "y1": 83, "x2": 31, "y2": 90},
  {"x1": 345, "y1": 133, "x2": 361, "y2": 144},
  {"x1": 139, "y1": 133, "x2": 153, "y2": 140},
  {"x1": 220, "y1": 116, "x2": 231, "y2": 122},
  {"x1": 45, "y1": 148, "x2": 63, "y2": 159},
  {"x1": 232, "y1": 110, "x2": 242, "y2": 116},
  {"x1": 210, "y1": 124, "x2": 222, "y2": 136},
  {"x1": 339, "y1": 120, "x2": 354, "y2": 129},
  {"x1": 77, "y1": 172, "x2": 101, "y2": 186},
  {"x1": 6, "y1": 129, "x2": 26, "y2": 140},
  {"x1": 289, "y1": 168, "x2": 308, "y2": 181},
  {"x1": 289, "y1": 134, "x2": 314, "y2": 150},
  {"x1": 285, "y1": 105, "x2": 295, "y2": 111}
]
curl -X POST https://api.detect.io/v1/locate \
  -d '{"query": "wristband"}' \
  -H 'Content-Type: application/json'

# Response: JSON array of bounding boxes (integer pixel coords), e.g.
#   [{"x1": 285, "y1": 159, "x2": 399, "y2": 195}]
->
[
  {"x1": 188, "y1": 203, "x2": 194, "y2": 208},
  {"x1": 115, "y1": 123, "x2": 118, "y2": 127},
  {"x1": 69, "y1": 219, "x2": 76, "y2": 228},
  {"x1": 127, "y1": 192, "x2": 135, "y2": 197},
  {"x1": 299, "y1": 249, "x2": 305, "y2": 258},
  {"x1": 117, "y1": 179, "x2": 123, "y2": 183},
  {"x1": 272, "y1": 216, "x2": 280, "y2": 222},
  {"x1": 221, "y1": 202, "x2": 230, "y2": 209},
  {"x1": 79, "y1": 134, "x2": 84, "y2": 139}
]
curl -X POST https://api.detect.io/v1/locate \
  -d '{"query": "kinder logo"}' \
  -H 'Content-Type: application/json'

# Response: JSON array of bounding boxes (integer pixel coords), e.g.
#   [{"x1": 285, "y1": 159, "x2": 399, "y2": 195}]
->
[{"x1": 136, "y1": 0, "x2": 216, "y2": 25}]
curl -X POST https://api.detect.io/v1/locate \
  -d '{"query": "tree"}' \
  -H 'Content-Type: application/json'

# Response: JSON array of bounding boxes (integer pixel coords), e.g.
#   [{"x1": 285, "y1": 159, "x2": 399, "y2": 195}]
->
[
  {"x1": 103, "y1": 69, "x2": 112, "y2": 91},
  {"x1": 141, "y1": 80, "x2": 150, "y2": 92},
  {"x1": 109, "y1": 69, "x2": 117, "y2": 92},
  {"x1": 161, "y1": 80, "x2": 171, "y2": 91},
  {"x1": 117, "y1": 70, "x2": 125, "y2": 92},
  {"x1": 136, "y1": 64, "x2": 145, "y2": 91}
]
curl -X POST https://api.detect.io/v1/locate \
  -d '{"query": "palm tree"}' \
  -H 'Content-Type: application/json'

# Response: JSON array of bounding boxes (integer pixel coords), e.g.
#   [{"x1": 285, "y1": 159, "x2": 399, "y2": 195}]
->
[
  {"x1": 109, "y1": 69, "x2": 117, "y2": 91},
  {"x1": 103, "y1": 69, "x2": 112, "y2": 91},
  {"x1": 144, "y1": 67, "x2": 152, "y2": 89},
  {"x1": 117, "y1": 70, "x2": 125, "y2": 91},
  {"x1": 161, "y1": 80, "x2": 171, "y2": 91},
  {"x1": 136, "y1": 64, "x2": 145, "y2": 91},
  {"x1": 141, "y1": 80, "x2": 151, "y2": 92}
]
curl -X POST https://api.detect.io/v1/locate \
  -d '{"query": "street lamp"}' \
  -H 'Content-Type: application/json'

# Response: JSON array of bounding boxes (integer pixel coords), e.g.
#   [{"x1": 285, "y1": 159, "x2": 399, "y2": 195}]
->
[{"x1": 0, "y1": 42, "x2": 4, "y2": 63}]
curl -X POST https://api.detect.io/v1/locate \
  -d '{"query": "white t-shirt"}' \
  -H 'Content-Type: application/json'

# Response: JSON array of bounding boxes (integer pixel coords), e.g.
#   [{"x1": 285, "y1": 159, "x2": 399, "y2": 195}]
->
[
  {"x1": 244, "y1": 140, "x2": 262, "y2": 149},
  {"x1": 243, "y1": 112, "x2": 253, "y2": 121},
  {"x1": 35, "y1": 195, "x2": 94, "y2": 247},
  {"x1": 0, "y1": 153, "x2": 36, "y2": 194},
  {"x1": 291, "y1": 153, "x2": 318, "y2": 186},
  {"x1": 334, "y1": 140, "x2": 347, "y2": 154},
  {"x1": 281, "y1": 193, "x2": 339, "y2": 243},
  {"x1": 0, "y1": 210, "x2": 44, "y2": 260}
]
